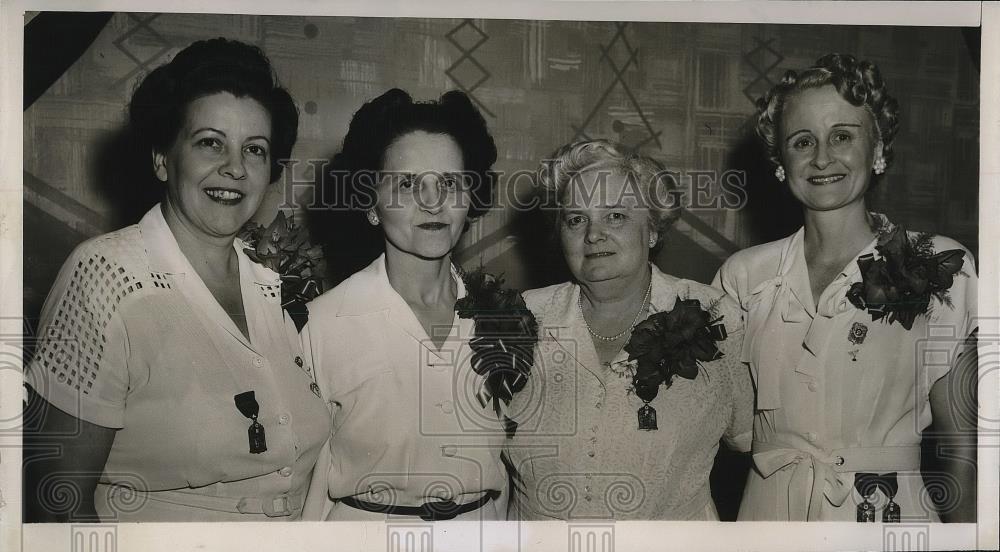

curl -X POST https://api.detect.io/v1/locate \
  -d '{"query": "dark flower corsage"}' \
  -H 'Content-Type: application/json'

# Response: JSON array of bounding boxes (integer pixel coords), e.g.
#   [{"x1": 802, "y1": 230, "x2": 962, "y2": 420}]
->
[
  {"x1": 238, "y1": 212, "x2": 326, "y2": 331},
  {"x1": 455, "y1": 268, "x2": 538, "y2": 437},
  {"x1": 846, "y1": 226, "x2": 964, "y2": 331},
  {"x1": 624, "y1": 299, "x2": 727, "y2": 404}
]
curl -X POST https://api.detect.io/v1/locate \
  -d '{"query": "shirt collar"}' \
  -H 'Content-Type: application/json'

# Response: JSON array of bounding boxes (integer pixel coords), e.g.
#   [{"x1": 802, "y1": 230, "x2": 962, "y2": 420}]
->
[
  {"x1": 337, "y1": 253, "x2": 467, "y2": 316},
  {"x1": 137, "y1": 203, "x2": 278, "y2": 285}
]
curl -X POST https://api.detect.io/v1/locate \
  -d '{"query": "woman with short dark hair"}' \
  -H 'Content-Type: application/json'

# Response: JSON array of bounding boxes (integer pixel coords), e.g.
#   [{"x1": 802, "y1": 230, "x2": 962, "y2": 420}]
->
[
  {"x1": 302, "y1": 88, "x2": 517, "y2": 521},
  {"x1": 714, "y1": 53, "x2": 977, "y2": 522},
  {"x1": 24, "y1": 38, "x2": 330, "y2": 522}
]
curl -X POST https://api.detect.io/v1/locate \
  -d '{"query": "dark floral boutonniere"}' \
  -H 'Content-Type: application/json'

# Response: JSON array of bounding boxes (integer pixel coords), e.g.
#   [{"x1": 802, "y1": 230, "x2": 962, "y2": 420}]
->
[
  {"x1": 238, "y1": 212, "x2": 326, "y2": 331},
  {"x1": 455, "y1": 268, "x2": 538, "y2": 437},
  {"x1": 623, "y1": 298, "x2": 727, "y2": 430},
  {"x1": 846, "y1": 226, "x2": 965, "y2": 331}
]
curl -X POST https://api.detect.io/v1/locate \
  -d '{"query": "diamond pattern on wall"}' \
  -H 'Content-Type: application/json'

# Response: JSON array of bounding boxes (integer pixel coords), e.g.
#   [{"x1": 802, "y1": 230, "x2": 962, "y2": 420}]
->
[
  {"x1": 742, "y1": 37, "x2": 785, "y2": 104},
  {"x1": 445, "y1": 19, "x2": 494, "y2": 117},
  {"x1": 571, "y1": 22, "x2": 661, "y2": 152},
  {"x1": 111, "y1": 13, "x2": 173, "y2": 89}
]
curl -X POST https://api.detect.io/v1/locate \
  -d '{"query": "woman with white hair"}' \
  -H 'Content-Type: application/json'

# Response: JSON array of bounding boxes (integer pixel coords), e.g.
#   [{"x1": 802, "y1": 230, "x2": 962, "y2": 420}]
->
[{"x1": 507, "y1": 139, "x2": 753, "y2": 520}]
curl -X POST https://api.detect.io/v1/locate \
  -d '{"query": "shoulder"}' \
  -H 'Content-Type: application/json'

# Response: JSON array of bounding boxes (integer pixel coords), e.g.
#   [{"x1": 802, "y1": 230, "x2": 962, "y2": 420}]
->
[
  {"x1": 522, "y1": 281, "x2": 575, "y2": 321},
  {"x1": 57, "y1": 226, "x2": 150, "y2": 302},
  {"x1": 911, "y1": 231, "x2": 976, "y2": 268},
  {"x1": 718, "y1": 235, "x2": 789, "y2": 280},
  {"x1": 306, "y1": 260, "x2": 380, "y2": 319}
]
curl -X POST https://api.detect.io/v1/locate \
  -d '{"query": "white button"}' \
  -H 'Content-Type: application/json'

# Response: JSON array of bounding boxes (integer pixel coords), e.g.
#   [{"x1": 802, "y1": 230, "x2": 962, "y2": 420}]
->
[
  {"x1": 438, "y1": 401, "x2": 454, "y2": 414},
  {"x1": 807, "y1": 382, "x2": 818, "y2": 392},
  {"x1": 441, "y1": 445, "x2": 457, "y2": 457},
  {"x1": 279, "y1": 467, "x2": 292, "y2": 477},
  {"x1": 279, "y1": 414, "x2": 290, "y2": 425},
  {"x1": 252, "y1": 357, "x2": 263, "y2": 368},
  {"x1": 587, "y1": 451, "x2": 595, "y2": 457},
  {"x1": 584, "y1": 495, "x2": 592, "y2": 502},
  {"x1": 805, "y1": 432, "x2": 818, "y2": 443}
]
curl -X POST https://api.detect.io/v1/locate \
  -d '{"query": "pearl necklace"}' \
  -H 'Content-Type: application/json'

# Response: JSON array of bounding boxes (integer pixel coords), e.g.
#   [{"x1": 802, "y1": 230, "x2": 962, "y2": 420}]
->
[{"x1": 578, "y1": 277, "x2": 653, "y2": 342}]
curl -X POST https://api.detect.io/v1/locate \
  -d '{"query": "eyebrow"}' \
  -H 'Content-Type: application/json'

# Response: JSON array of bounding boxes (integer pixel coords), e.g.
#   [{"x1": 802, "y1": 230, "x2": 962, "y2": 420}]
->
[{"x1": 191, "y1": 127, "x2": 271, "y2": 143}]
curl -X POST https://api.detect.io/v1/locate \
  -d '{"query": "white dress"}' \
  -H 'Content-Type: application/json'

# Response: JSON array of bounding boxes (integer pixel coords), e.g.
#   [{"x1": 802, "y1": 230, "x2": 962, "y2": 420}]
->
[
  {"x1": 507, "y1": 264, "x2": 753, "y2": 520},
  {"x1": 713, "y1": 218, "x2": 977, "y2": 521},
  {"x1": 301, "y1": 255, "x2": 508, "y2": 521}
]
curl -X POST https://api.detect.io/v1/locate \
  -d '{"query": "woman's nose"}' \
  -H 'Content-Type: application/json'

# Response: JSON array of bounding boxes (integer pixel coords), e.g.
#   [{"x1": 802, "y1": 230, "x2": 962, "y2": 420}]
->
[
  {"x1": 418, "y1": 177, "x2": 445, "y2": 213},
  {"x1": 585, "y1": 220, "x2": 606, "y2": 243},
  {"x1": 811, "y1": 141, "x2": 832, "y2": 169},
  {"x1": 219, "y1": 149, "x2": 247, "y2": 180}
]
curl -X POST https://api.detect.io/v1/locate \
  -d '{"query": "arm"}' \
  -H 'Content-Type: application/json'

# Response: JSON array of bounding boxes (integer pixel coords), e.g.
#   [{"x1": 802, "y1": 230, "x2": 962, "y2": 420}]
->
[
  {"x1": 928, "y1": 332, "x2": 977, "y2": 523},
  {"x1": 23, "y1": 387, "x2": 117, "y2": 522}
]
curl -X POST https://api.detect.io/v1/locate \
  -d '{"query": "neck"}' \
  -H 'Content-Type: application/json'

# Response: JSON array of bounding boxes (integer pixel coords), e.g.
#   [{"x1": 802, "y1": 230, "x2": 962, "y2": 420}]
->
[
  {"x1": 161, "y1": 202, "x2": 238, "y2": 280},
  {"x1": 802, "y1": 202, "x2": 877, "y2": 260},
  {"x1": 579, "y1": 264, "x2": 652, "y2": 315},
  {"x1": 384, "y1": 243, "x2": 455, "y2": 307}
]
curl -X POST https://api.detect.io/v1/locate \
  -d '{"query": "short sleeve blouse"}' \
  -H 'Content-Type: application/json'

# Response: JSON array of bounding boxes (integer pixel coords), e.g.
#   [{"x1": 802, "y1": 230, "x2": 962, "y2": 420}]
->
[{"x1": 25, "y1": 205, "x2": 332, "y2": 521}]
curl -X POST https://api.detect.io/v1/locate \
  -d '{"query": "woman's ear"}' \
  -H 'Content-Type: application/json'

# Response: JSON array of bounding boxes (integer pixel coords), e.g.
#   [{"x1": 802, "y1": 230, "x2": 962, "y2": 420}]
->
[{"x1": 152, "y1": 151, "x2": 168, "y2": 182}]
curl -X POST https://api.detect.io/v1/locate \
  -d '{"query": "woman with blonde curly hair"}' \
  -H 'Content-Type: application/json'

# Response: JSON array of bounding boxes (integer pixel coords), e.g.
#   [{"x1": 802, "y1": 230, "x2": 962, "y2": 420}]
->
[
  {"x1": 714, "y1": 53, "x2": 977, "y2": 522},
  {"x1": 507, "y1": 139, "x2": 753, "y2": 520}
]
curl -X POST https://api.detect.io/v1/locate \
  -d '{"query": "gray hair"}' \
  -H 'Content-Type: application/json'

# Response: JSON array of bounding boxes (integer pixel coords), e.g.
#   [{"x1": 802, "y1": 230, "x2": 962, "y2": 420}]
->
[{"x1": 537, "y1": 139, "x2": 680, "y2": 249}]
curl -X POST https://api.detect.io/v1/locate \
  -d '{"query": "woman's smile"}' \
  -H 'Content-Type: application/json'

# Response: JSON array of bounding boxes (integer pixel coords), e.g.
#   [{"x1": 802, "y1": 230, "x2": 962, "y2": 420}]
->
[{"x1": 204, "y1": 187, "x2": 246, "y2": 205}]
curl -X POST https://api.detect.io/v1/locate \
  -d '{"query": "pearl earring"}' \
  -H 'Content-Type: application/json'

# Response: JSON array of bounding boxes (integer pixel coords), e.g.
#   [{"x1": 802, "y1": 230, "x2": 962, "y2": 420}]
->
[
  {"x1": 366, "y1": 209, "x2": 380, "y2": 226},
  {"x1": 873, "y1": 157, "x2": 887, "y2": 175},
  {"x1": 774, "y1": 165, "x2": 786, "y2": 182}
]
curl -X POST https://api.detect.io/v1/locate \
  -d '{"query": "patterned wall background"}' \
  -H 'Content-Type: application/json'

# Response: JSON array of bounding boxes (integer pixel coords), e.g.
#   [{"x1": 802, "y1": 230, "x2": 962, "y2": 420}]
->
[{"x1": 24, "y1": 13, "x2": 980, "y2": 325}]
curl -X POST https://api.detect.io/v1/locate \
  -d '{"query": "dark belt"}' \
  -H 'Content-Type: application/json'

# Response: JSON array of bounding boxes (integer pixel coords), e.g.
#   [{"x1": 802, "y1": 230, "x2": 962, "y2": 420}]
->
[{"x1": 339, "y1": 489, "x2": 500, "y2": 521}]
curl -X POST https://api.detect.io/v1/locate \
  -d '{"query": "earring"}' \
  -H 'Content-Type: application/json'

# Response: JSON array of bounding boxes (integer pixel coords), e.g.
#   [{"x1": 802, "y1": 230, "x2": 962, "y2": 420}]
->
[
  {"x1": 873, "y1": 156, "x2": 886, "y2": 175},
  {"x1": 366, "y1": 209, "x2": 380, "y2": 226},
  {"x1": 774, "y1": 165, "x2": 786, "y2": 182},
  {"x1": 648, "y1": 237, "x2": 657, "y2": 248}
]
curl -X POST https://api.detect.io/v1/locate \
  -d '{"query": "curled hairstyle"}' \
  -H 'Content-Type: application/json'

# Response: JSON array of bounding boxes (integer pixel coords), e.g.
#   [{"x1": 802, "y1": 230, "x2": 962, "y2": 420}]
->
[
  {"x1": 537, "y1": 139, "x2": 680, "y2": 249},
  {"x1": 128, "y1": 38, "x2": 299, "y2": 183},
  {"x1": 332, "y1": 88, "x2": 498, "y2": 219},
  {"x1": 754, "y1": 53, "x2": 900, "y2": 169}
]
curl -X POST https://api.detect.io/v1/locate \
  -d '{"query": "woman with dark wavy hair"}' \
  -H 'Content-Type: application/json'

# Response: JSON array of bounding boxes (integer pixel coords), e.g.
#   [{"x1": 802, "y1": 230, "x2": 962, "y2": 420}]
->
[
  {"x1": 23, "y1": 38, "x2": 330, "y2": 522},
  {"x1": 302, "y1": 89, "x2": 511, "y2": 521},
  {"x1": 713, "y1": 54, "x2": 977, "y2": 521}
]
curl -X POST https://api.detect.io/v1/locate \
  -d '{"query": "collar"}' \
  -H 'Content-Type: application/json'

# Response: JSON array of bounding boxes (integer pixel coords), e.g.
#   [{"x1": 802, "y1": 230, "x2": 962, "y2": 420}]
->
[
  {"x1": 137, "y1": 203, "x2": 278, "y2": 285},
  {"x1": 336, "y1": 253, "x2": 467, "y2": 317}
]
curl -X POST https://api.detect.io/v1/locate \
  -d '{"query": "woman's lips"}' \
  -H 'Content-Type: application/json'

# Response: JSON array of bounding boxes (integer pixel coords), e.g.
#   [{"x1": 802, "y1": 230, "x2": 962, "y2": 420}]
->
[
  {"x1": 204, "y1": 188, "x2": 245, "y2": 205},
  {"x1": 417, "y1": 222, "x2": 448, "y2": 230},
  {"x1": 807, "y1": 174, "x2": 845, "y2": 185}
]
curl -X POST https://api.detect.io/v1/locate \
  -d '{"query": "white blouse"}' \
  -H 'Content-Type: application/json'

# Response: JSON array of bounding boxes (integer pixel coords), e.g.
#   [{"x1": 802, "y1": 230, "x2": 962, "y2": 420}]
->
[
  {"x1": 713, "y1": 219, "x2": 977, "y2": 521},
  {"x1": 301, "y1": 255, "x2": 508, "y2": 521}
]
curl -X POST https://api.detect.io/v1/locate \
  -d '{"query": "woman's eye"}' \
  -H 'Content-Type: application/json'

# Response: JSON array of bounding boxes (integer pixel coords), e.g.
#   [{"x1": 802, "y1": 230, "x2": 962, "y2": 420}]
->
[
  {"x1": 398, "y1": 175, "x2": 415, "y2": 190},
  {"x1": 608, "y1": 212, "x2": 627, "y2": 223},
  {"x1": 196, "y1": 137, "x2": 223, "y2": 150},
  {"x1": 245, "y1": 144, "x2": 268, "y2": 158},
  {"x1": 831, "y1": 131, "x2": 852, "y2": 144},
  {"x1": 792, "y1": 137, "x2": 814, "y2": 150},
  {"x1": 441, "y1": 176, "x2": 459, "y2": 190},
  {"x1": 565, "y1": 215, "x2": 586, "y2": 228}
]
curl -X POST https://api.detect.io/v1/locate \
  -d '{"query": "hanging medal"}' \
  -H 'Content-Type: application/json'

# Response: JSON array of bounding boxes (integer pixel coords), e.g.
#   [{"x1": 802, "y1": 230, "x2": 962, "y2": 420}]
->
[
  {"x1": 637, "y1": 402, "x2": 657, "y2": 431},
  {"x1": 234, "y1": 391, "x2": 267, "y2": 454},
  {"x1": 847, "y1": 322, "x2": 868, "y2": 362},
  {"x1": 882, "y1": 473, "x2": 901, "y2": 522}
]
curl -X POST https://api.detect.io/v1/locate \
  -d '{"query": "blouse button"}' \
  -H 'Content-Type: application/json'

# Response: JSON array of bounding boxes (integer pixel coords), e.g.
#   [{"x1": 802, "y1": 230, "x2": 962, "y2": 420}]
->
[
  {"x1": 587, "y1": 451, "x2": 595, "y2": 458},
  {"x1": 805, "y1": 432, "x2": 818, "y2": 443},
  {"x1": 278, "y1": 467, "x2": 292, "y2": 477},
  {"x1": 294, "y1": 356, "x2": 304, "y2": 367},
  {"x1": 807, "y1": 382, "x2": 818, "y2": 392},
  {"x1": 253, "y1": 357, "x2": 264, "y2": 368},
  {"x1": 278, "y1": 414, "x2": 290, "y2": 425},
  {"x1": 57, "y1": 373, "x2": 66, "y2": 383},
  {"x1": 584, "y1": 495, "x2": 592, "y2": 502},
  {"x1": 441, "y1": 445, "x2": 457, "y2": 457},
  {"x1": 438, "y1": 401, "x2": 454, "y2": 414}
]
